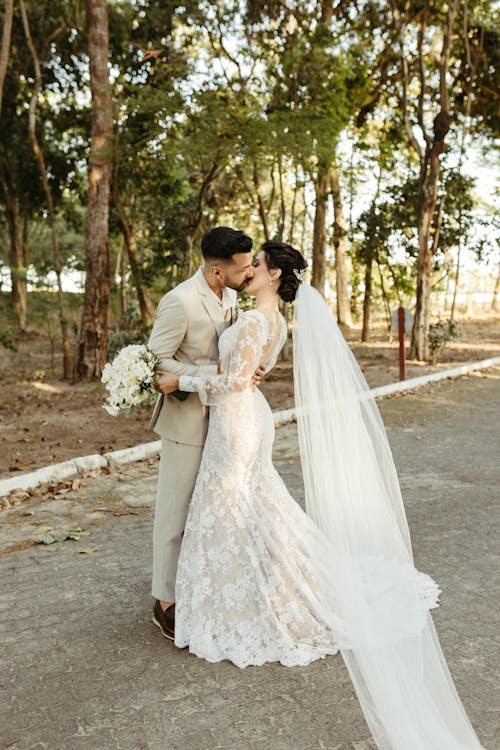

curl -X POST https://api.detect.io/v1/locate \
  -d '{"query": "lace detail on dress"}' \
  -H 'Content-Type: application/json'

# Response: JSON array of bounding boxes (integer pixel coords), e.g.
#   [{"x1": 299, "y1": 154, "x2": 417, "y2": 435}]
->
[
  {"x1": 179, "y1": 310, "x2": 273, "y2": 405},
  {"x1": 174, "y1": 309, "x2": 339, "y2": 667}
]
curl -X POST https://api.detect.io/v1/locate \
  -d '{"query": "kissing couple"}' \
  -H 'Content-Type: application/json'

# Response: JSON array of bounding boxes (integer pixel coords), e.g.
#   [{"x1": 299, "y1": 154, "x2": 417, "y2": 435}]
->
[{"x1": 146, "y1": 226, "x2": 484, "y2": 750}]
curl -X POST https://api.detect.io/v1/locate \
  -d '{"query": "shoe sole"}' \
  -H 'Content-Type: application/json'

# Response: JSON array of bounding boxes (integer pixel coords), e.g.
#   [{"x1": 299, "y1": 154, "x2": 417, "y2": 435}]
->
[{"x1": 152, "y1": 615, "x2": 174, "y2": 641}]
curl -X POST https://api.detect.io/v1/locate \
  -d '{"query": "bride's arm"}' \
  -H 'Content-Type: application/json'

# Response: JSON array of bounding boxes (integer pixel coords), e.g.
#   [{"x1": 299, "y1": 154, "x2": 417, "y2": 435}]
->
[{"x1": 156, "y1": 313, "x2": 267, "y2": 403}]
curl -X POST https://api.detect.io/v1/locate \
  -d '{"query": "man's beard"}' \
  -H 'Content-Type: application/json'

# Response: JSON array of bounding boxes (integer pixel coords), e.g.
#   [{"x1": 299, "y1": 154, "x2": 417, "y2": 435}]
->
[{"x1": 226, "y1": 279, "x2": 250, "y2": 292}]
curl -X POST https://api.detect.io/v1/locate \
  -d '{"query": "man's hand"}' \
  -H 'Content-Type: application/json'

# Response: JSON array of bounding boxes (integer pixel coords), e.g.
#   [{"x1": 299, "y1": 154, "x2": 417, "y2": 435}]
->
[
  {"x1": 155, "y1": 371, "x2": 180, "y2": 394},
  {"x1": 252, "y1": 363, "x2": 266, "y2": 387}
]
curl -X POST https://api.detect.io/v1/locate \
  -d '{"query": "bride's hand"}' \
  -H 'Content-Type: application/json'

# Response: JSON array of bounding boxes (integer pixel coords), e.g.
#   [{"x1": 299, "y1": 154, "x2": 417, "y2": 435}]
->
[
  {"x1": 155, "y1": 371, "x2": 180, "y2": 394},
  {"x1": 252, "y1": 363, "x2": 266, "y2": 387}
]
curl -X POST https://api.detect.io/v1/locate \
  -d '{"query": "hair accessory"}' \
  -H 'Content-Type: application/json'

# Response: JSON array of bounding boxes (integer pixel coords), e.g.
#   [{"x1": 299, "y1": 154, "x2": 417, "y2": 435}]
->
[{"x1": 293, "y1": 268, "x2": 306, "y2": 283}]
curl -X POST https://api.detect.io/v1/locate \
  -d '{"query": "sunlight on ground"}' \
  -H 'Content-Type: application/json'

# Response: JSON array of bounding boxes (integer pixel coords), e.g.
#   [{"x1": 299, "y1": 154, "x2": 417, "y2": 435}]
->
[{"x1": 29, "y1": 381, "x2": 66, "y2": 394}]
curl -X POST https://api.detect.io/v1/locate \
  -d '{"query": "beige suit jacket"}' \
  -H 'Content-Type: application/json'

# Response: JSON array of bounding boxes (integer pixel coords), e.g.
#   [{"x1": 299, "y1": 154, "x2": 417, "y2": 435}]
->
[{"x1": 148, "y1": 268, "x2": 235, "y2": 446}]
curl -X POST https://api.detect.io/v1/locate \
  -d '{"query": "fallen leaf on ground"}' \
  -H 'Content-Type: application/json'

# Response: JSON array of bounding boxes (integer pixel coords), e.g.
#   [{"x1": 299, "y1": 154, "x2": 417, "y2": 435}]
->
[
  {"x1": 35, "y1": 527, "x2": 89, "y2": 544},
  {"x1": 79, "y1": 547, "x2": 100, "y2": 554},
  {"x1": 8, "y1": 490, "x2": 30, "y2": 502},
  {"x1": 2, "y1": 737, "x2": 19, "y2": 747}
]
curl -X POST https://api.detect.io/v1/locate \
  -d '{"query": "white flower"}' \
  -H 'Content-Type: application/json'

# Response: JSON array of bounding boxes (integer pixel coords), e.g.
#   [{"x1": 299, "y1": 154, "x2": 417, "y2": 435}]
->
[{"x1": 101, "y1": 344, "x2": 160, "y2": 417}]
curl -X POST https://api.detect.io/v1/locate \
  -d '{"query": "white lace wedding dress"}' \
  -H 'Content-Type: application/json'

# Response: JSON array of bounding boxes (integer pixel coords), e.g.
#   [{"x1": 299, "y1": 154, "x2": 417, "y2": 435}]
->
[{"x1": 174, "y1": 310, "x2": 437, "y2": 669}]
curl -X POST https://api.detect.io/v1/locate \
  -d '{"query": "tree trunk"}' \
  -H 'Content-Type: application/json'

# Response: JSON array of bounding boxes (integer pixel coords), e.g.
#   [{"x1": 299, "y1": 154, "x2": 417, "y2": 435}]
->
[
  {"x1": 116, "y1": 240, "x2": 128, "y2": 324},
  {"x1": 361, "y1": 253, "x2": 373, "y2": 342},
  {"x1": 76, "y1": 0, "x2": 113, "y2": 380},
  {"x1": 450, "y1": 239, "x2": 462, "y2": 320},
  {"x1": 376, "y1": 259, "x2": 392, "y2": 336},
  {"x1": 349, "y1": 254, "x2": 361, "y2": 321},
  {"x1": 276, "y1": 154, "x2": 286, "y2": 240},
  {"x1": 287, "y1": 164, "x2": 300, "y2": 246},
  {"x1": 0, "y1": 0, "x2": 13, "y2": 117},
  {"x1": 20, "y1": 0, "x2": 72, "y2": 378},
  {"x1": 410, "y1": 142, "x2": 452, "y2": 359},
  {"x1": 2, "y1": 179, "x2": 27, "y2": 330},
  {"x1": 311, "y1": 162, "x2": 329, "y2": 294},
  {"x1": 253, "y1": 163, "x2": 270, "y2": 241},
  {"x1": 330, "y1": 165, "x2": 352, "y2": 327},
  {"x1": 183, "y1": 234, "x2": 194, "y2": 280},
  {"x1": 278, "y1": 302, "x2": 291, "y2": 362},
  {"x1": 410, "y1": 175, "x2": 435, "y2": 359},
  {"x1": 117, "y1": 205, "x2": 154, "y2": 326},
  {"x1": 491, "y1": 263, "x2": 499, "y2": 312},
  {"x1": 21, "y1": 214, "x2": 29, "y2": 268},
  {"x1": 397, "y1": 0, "x2": 457, "y2": 360}
]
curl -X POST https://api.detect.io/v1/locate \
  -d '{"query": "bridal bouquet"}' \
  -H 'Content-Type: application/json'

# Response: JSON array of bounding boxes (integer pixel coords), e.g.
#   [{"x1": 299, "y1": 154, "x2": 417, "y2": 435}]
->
[{"x1": 101, "y1": 344, "x2": 159, "y2": 416}]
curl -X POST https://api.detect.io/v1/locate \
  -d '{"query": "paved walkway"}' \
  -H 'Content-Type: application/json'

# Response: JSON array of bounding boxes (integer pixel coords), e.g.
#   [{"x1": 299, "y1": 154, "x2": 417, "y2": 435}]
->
[{"x1": 1, "y1": 369, "x2": 499, "y2": 750}]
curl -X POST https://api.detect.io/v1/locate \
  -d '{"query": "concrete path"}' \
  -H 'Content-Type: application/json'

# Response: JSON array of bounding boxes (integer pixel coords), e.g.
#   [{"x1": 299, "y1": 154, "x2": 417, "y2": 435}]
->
[{"x1": 1, "y1": 369, "x2": 499, "y2": 750}]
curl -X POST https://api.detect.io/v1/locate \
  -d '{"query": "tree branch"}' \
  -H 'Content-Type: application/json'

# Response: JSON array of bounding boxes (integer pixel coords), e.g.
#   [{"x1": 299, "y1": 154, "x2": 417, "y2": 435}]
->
[
  {"x1": 417, "y1": 5, "x2": 432, "y2": 145},
  {"x1": 393, "y1": 6, "x2": 423, "y2": 159}
]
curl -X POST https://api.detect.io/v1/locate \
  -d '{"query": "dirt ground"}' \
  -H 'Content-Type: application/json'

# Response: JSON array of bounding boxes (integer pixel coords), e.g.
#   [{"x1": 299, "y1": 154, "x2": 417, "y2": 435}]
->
[{"x1": 1, "y1": 312, "x2": 499, "y2": 479}]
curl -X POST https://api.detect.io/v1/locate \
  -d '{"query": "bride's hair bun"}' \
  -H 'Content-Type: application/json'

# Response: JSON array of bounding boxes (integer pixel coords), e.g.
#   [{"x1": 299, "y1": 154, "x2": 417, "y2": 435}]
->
[{"x1": 261, "y1": 241, "x2": 307, "y2": 303}]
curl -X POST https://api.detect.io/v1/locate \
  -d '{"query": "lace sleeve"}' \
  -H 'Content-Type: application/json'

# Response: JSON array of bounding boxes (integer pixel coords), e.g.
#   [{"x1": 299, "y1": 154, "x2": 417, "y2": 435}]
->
[{"x1": 179, "y1": 312, "x2": 268, "y2": 405}]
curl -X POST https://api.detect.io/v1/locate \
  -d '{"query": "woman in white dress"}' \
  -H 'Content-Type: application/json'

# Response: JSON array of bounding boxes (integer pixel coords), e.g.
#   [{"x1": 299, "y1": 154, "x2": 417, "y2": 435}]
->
[{"x1": 157, "y1": 241, "x2": 485, "y2": 750}]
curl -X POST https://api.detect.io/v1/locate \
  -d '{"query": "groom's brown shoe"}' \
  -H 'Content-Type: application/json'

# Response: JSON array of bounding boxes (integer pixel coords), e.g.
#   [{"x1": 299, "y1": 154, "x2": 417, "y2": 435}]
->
[{"x1": 152, "y1": 600, "x2": 175, "y2": 641}]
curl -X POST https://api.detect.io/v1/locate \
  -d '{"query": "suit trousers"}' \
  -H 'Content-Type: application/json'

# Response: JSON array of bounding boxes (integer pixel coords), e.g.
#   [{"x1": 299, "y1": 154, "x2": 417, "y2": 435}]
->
[{"x1": 151, "y1": 438, "x2": 203, "y2": 602}]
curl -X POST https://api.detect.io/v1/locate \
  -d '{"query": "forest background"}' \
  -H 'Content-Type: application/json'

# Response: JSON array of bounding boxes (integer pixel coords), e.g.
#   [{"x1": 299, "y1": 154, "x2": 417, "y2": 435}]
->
[{"x1": 0, "y1": 0, "x2": 499, "y2": 476}]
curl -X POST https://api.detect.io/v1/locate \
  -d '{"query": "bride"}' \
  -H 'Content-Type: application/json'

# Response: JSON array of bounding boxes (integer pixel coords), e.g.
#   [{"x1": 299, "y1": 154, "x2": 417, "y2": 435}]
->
[{"x1": 156, "y1": 241, "x2": 485, "y2": 750}]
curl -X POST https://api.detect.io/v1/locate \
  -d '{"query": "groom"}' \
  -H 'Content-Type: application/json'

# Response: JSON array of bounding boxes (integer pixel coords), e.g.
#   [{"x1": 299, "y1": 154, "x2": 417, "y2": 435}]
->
[{"x1": 148, "y1": 226, "x2": 258, "y2": 640}]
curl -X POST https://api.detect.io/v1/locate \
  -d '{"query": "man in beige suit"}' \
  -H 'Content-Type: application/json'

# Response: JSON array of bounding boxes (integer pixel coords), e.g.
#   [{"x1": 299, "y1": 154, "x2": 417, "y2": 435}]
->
[{"x1": 148, "y1": 227, "x2": 257, "y2": 641}]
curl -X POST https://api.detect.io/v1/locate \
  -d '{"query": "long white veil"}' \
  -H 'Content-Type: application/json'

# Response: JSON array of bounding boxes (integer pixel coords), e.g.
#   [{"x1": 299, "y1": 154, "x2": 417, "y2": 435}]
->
[{"x1": 292, "y1": 283, "x2": 484, "y2": 750}]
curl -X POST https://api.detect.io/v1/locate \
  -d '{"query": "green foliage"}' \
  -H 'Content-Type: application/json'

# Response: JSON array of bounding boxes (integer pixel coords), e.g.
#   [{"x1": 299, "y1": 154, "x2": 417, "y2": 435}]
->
[
  {"x1": 453, "y1": 4, "x2": 500, "y2": 138},
  {"x1": 107, "y1": 321, "x2": 152, "y2": 360},
  {"x1": 0, "y1": 0, "x2": 497, "y2": 347}
]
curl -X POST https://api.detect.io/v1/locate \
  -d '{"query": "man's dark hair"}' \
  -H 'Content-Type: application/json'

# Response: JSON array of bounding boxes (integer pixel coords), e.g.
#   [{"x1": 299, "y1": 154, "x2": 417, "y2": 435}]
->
[{"x1": 201, "y1": 227, "x2": 253, "y2": 261}]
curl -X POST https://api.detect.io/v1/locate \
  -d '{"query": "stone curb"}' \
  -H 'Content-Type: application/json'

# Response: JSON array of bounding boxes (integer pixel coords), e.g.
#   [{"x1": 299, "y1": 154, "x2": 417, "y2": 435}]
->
[
  {"x1": 2, "y1": 355, "x2": 499, "y2": 498},
  {"x1": 265, "y1": 355, "x2": 500, "y2": 426},
  {"x1": 0, "y1": 441, "x2": 161, "y2": 497}
]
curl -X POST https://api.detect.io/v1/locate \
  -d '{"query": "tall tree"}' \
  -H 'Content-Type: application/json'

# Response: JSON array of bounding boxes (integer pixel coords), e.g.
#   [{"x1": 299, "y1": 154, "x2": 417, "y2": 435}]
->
[
  {"x1": 393, "y1": 0, "x2": 458, "y2": 360},
  {"x1": 0, "y1": 0, "x2": 13, "y2": 115},
  {"x1": 1, "y1": 174, "x2": 27, "y2": 329},
  {"x1": 330, "y1": 164, "x2": 352, "y2": 327},
  {"x1": 76, "y1": 0, "x2": 113, "y2": 380},
  {"x1": 19, "y1": 0, "x2": 72, "y2": 377}
]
